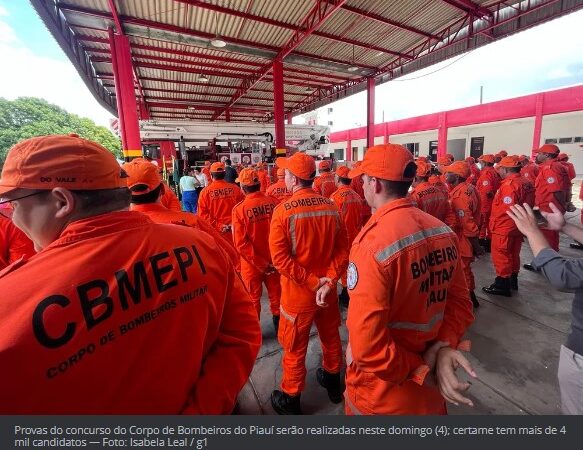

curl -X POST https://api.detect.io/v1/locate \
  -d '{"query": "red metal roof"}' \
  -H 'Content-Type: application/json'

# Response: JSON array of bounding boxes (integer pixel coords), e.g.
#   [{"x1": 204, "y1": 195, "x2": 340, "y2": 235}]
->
[{"x1": 30, "y1": 0, "x2": 583, "y2": 122}]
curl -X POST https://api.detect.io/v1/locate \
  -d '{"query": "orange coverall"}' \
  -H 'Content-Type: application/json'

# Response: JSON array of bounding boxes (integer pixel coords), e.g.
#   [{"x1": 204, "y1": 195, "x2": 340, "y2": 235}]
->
[
  {"x1": 521, "y1": 162, "x2": 539, "y2": 182},
  {"x1": 269, "y1": 187, "x2": 349, "y2": 395},
  {"x1": 257, "y1": 169, "x2": 270, "y2": 193},
  {"x1": 489, "y1": 174, "x2": 532, "y2": 278},
  {"x1": 198, "y1": 179, "x2": 244, "y2": 238},
  {"x1": 409, "y1": 181, "x2": 456, "y2": 228},
  {"x1": 160, "y1": 181, "x2": 182, "y2": 212},
  {"x1": 449, "y1": 182, "x2": 481, "y2": 291},
  {"x1": 428, "y1": 175, "x2": 450, "y2": 196},
  {"x1": 266, "y1": 179, "x2": 291, "y2": 203},
  {"x1": 535, "y1": 160, "x2": 569, "y2": 251},
  {"x1": 313, "y1": 172, "x2": 337, "y2": 198},
  {"x1": 350, "y1": 174, "x2": 372, "y2": 224},
  {"x1": 476, "y1": 167, "x2": 500, "y2": 239},
  {"x1": 345, "y1": 198, "x2": 474, "y2": 415},
  {"x1": 232, "y1": 192, "x2": 280, "y2": 317},
  {"x1": 468, "y1": 163, "x2": 481, "y2": 186},
  {"x1": 0, "y1": 213, "x2": 35, "y2": 270},
  {"x1": 0, "y1": 211, "x2": 260, "y2": 414}
]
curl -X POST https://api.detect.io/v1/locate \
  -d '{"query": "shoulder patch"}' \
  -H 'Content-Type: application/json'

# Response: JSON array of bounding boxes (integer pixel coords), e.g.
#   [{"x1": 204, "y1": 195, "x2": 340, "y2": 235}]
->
[
  {"x1": 547, "y1": 177, "x2": 555, "y2": 184},
  {"x1": 457, "y1": 209, "x2": 465, "y2": 217},
  {"x1": 347, "y1": 262, "x2": 358, "y2": 290},
  {"x1": 482, "y1": 180, "x2": 489, "y2": 186},
  {"x1": 503, "y1": 196, "x2": 513, "y2": 205}
]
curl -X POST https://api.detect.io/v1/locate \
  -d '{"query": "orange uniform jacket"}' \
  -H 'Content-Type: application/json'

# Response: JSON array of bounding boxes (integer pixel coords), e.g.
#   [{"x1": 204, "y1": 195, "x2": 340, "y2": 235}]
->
[
  {"x1": 330, "y1": 185, "x2": 364, "y2": 246},
  {"x1": 0, "y1": 214, "x2": 35, "y2": 270},
  {"x1": 257, "y1": 169, "x2": 270, "y2": 193},
  {"x1": 265, "y1": 180, "x2": 291, "y2": 203},
  {"x1": 468, "y1": 164, "x2": 481, "y2": 185},
  {"x1": 313, "y1": 172, "x2": 337, "y2": 198},
  {"x1": 269, "y1": 188, "x2": 349, "y2": 313},
  {"x1": 562, "y1": 161, "x2": 576, "y2": 181},
  {"x1": 535, "y1": 160, "x2": 569, "y2": 214},
  {"x1": 350, "y1": 174, "x2": 372, "y2": 222},
  {"x1": 345, "y1": 198, "x2": 474, "y2": 415},
  {"x1": 428, "y1": 175, "x2": 450, "y2": 196},
  {"x1": 232, "y1": 192, "x2": 278, "y2": 273},
  {"x1": 198, "y1": 179, "x2": 245, "y2": 232},
  {"x1": 160, "y1": 181, "x2": 182, "y2": 212},
  {"x1": 476, "y1": 167, "x2": 500, "y2": 213},
  {"x1": 449, "y1": 182, "x2": 481, "y2": 258},
  {"x1": 521, "y1": 163, "x2": 539, "y2": 182},
  {"x1": 489, "y1": 173, "x2": 533, "y2": 236},
  {"x1": 0, "y1": 211, "x2": 260, "y2": 414},
  {"x1": 409, "y1": 181, "x2": 456, "y2": 228},
  {"x1": 130, "y1": 203, "x2": 240, "y2": 270}
]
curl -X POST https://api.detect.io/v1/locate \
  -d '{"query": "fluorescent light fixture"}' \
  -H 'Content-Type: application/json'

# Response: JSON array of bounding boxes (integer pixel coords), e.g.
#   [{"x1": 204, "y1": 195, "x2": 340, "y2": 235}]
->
[
  {"x1": 304, "y1": 87, "x2": 312, "y2": 94},
  {"x1": 347, "y1": 66, "x2": 359, "y2": 72},
  {"x1": 210, "y1": 35, "x2": 227, "y2": 48},
  {"x1": 187, "y1": 106, "x2": 196, "y2": 110},
  {"x1": 199, "y1": 74, "x2": 209, "y2": 82}
]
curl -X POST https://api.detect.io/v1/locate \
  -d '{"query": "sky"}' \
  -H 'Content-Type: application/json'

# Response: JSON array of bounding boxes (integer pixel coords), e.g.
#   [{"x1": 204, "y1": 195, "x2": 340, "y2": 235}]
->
[{"x1": 0, "y1": 2, "x2": 582, "y2": 131}]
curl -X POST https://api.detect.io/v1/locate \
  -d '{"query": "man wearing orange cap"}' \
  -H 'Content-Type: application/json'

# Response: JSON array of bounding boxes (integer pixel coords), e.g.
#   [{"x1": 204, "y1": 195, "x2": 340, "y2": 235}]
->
[
  {"x1": 0, "y1": 134, "x2": 260, "y2": 414},
  {"x1": 0, "y1": 210, "x2": 35, "y2": 270},
  {"x1": 330, "y1": 165, "x2": 365, "y2": 306},
  {"x1": 523, "y1": 144, "x2": 569, "y2": 267},
  {"x1": 476, "y1": 154, "x2": 501, "y2": 252},
  {"x1": 313, "y1": 159, "x2": 337, "y2": 198},
  {"x1": 232, "y1": 168, "x2": 281, "y2": 332},
  {"x1": 269, "y1": 152, "x2": 349, "y2": 414},
  {"x1": 410, "y1": 160, "x2": 456, "y2": 227},
  {"x1": 482, "y1": 156, "x2": 533, "y2": 296},
  {"x1": 558, "y1": 153, "x2": 576, "y2": 212},
  {"x1": 256, "y1": 162, "x2": 270, "y2": 193},
  {"x1": 350, "y1": 161, "x2": 372, "y2": 224},
  {"x1": 444, "y1": 161, "x2": 483, "y2": 309},
  {"x1": 265, "y1": 168, "x2": 291, "y2": 203},
  {"x1": 198, "y1": 162, "x2": 244, "y2": 239},
  {"x1": 520, "y1": 154, "x2": 540, "y2": 182},
  {"x1": 465, "y1": 156, "x2": 481, "y2": 186},
  {"x1": 430, "y1": 156, "x2": 452, "y2": 195},
  {"x1": 122, "y1": 158, "x2": 240, "y2": 270},
  {"x1": 345, "y1": 144, "x2": 475, "y2": 415}
]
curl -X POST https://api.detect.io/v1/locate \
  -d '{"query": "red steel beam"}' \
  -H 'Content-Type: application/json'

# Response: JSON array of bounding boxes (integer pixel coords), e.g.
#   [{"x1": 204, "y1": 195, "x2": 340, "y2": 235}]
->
[
  {"x1": 214, "y1": 0, "x2": 347, "y2": 120},
  {"x1": 146, "y1": 101, "x2": 271, "y2": 114},
  {"x1": 441, "y1": 0, "x2": 492, "y2": 18},
  {"x1": 140, "y1": 89, "x2": 297, "y2": 103},
  {"x1": 144, "y1": 95, "x2": 285, "y2": 109}
]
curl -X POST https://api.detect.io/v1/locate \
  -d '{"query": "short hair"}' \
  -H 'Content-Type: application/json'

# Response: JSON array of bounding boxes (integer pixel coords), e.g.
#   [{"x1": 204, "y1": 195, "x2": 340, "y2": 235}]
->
[
  {"x1": 338, "y1": 176, "x2": 351, "y2": 185},
  {"x1": 507, "y1": 167, "x2": 521, "y2": 173},
  {"x1": 243, "y1": 184, "x2": 261, "y2": 194},
  {"x1": 129, "y1": 184, "x2": 162, "y2": 204},
  {"x1": 212, "y1": 172, "x2": 226, "y2": 180},
  {"x1": 225, "y1": 159, "x2": 232, "y2": 165},
  {"x1": 546, "y1": 153, "x2": 558, "y2": 159},
  {"x1": 72, "y1": 188, "x2": 132, "y2": 211},
  {"x1": 298, "y1": 178, "x2": 314, "y2": 188},
  {"x1": 482, "y1": 162, "x2": 494, "y2": 167}
]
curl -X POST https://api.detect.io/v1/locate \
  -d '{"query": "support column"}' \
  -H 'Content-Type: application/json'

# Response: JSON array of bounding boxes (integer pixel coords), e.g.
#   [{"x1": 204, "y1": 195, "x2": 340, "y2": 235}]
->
[
  {"x1": 437, "y1": 112, "x2": 448, "y2": 157},
  {"x1": 532, "y1": 94, "x2": 544, "y2": 155},
  {"x1": 109, "y1": 29, "x2": 141, "y2": 161},
  {"x1": 346, "y1": 139, "x2": 352, "y2": 161},
  {"x1": 273, "y1": 60, "x2": 286, "y2": 156},
  {"x1": 225, "y1": 109, "x2": 231, "y2": 122},
  {"x1": 366, "y1": 77, "x2": 375, "y2": 149}
]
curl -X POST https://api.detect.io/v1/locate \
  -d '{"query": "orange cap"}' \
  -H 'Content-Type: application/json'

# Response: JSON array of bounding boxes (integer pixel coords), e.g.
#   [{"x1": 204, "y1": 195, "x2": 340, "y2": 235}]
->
[
  {"x1": 318, "y1": 160, "x2": 332, "y2": 171},
  {"x1": 497, "y1": 150, "x2": 508, "y2": 157},
  {"x1": 478, "y1": 154, "x2": 496, "y2": 164},
  {"x1": 498, "y1": 155, "x2": 521, "y2": 168},
  {"x1": 534, "y1": 144, "x2": 560, "y2": 155},
  {"x1": 276, "y1": 168, "x2": 285, "y2": 178},
  {"x1": 122, "y1": 158, "x2": 162, "y2": 195},
  {"x1": 443, "y1": 161, "x2": 470, "y2": 178},
  {"x1": 416, "y1": 160, "x2": 432, "y2": 177},
  {"x1": 518, "y1": 155, "x2": 528, "y2": 162},
  {"x1": 210, "y1": 162, "x2": 226, "y2": 172},
  {"x1": 558, "y1": 153, "x2": 569, "y2": 161},
  {"x1": 348, "y1": 144, "x2": 415, "y2": 182},
  {"x1": 445, "y1": 153, "x2": 454, "y2": 161},
  {"x1": 465, "y1": 156, "x2": 475, "y2": 163},
  {"x1": 236, "y1": 168, "x2": 260, "y2": 187},
  {"x1": 276, "y1": 153, "x2": 316, "y2": 180},
  {"x1": 335, "y1": 166, "x2": 350, "y2": 178},
  {"x1": 0, "y1": 134, "x2": 127, "y2": 196},
  {"x1": 437, "y1": 156, "x2": 452, "y2": 166}
]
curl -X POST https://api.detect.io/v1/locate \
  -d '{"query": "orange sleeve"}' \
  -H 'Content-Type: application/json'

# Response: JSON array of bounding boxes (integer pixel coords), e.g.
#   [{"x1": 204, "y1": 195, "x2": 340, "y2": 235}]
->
[
  {"x1": 326, "y1": 211, "x2": 349, "y2": 284},
  {"x1": 161, "y1": 184, "x2": 182, "y2": 212},
  {"x1": 452, "y1": 193, "x2": 479, "y2": 237},
  {"x1": 495, "y1": 183, "x2": 519, "y2": 213},
  {"x1": 541, "y1": 166, "x2": 563, "y2": 194},
  {"x1": 231, "y1": 208, "x2": 269, "y2": 272},
  {"x1": 7, "y1": 225, "x2": 35, "y2": 263},
  {"x1": 197, "y1": 189, "x2": 213, "y2": 228},
  {"x1": 268, "y1": 208, "x2": 321, "y2": 292},
  {"x1": 184, "y1": 249, "x2": 261, "y2": 414},
  {"x1": 443, "y1": 200, "x2": 458, "y2": 230},
  {"x1": 436, "y1": 248, "x2": 474, "y2": 348},
  {"x1": 347, "y1": 246, "x2": 425, "y2": 383}
]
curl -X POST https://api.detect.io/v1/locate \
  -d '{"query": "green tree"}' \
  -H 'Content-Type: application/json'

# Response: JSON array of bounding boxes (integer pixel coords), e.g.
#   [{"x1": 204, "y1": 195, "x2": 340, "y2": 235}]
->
[{"x1": 0, "y1": 97, "x2": 122, "y2": 166}]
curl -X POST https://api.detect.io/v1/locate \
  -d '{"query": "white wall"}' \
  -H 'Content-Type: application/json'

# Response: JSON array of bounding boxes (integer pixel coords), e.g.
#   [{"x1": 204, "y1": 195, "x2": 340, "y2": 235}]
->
[
  {"x1": 388, "y1": 130, "x2": 438, "y2": 158},
  {"x1": 541, "y1": 111, "x2": 583, "y2": 174}
]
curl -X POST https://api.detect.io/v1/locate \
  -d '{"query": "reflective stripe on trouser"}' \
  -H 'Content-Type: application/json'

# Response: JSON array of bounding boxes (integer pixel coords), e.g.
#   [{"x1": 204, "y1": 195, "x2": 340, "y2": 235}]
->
[
  {"x1": 541, "y1": 229, "x2": 560, "y2": 252},
  {"x1": 278, "y1": 303, "x2": 342, "y2": 396},
  {"x1": 479, "y1": 211, "x2": 491, "y2": 239},
  {"x1": 461, "y1": 256, "x2": 475, "y2": 291},
  {"x1": 491, "y1": 234, "x2": 523, "y2": 277},
  {"x1": 558, "y1": 345, "x2": 583, "y2": 415},
  {"x1": 241, "y1": 265, "x2": 281, "y2": 318}
]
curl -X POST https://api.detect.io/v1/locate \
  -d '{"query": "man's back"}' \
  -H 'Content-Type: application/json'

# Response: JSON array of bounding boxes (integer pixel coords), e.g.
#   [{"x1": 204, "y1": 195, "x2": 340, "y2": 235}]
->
[
  {"x1": 535, "y1": 160, "x2": 568, "y2": 213},
  {"x1": 476, "y1": 167, "x2": 500, "y2": 210},
  {"x1": 198, "y1": 179, "x2": 244, "y2": 232},
  {"x1": 330, "y1": 185, "x2": 363, "y2": 244},
  {"x1": 409, "y1": 181, "x2": 455, "y2": 226},
  {"x1": 266, "y1": 180, "x2": 291, "y2": 203},
  {"x1": 314, "y1": 172, "x2": 337, "y2": 198},
  {"x1": 0, "y1": 211, "x2": 260, "y2": 414}
]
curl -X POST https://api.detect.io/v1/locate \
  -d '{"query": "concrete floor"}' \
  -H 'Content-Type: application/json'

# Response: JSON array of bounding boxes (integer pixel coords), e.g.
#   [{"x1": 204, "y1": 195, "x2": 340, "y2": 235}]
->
[{"x1": 237, "y1": 182, "x2": 582, "y2": 415}]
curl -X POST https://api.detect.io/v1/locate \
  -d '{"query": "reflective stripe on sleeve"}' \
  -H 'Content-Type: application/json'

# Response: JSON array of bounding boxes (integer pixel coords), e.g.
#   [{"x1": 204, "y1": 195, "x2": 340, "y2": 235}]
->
[
  {"x1": 375, "y1": 225, "x2": 453, "y2": 263},
  {"x1": 289, "y1": 210, "x2": 340, "y2": 256},
  {"x1": 387, "y1": 311, "x2": 444, "y2": 332}
]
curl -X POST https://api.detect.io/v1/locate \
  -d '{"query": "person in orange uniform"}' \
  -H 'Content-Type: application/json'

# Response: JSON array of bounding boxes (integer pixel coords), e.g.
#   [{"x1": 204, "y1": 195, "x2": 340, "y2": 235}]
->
[
  {"x1": 482, "y1": 156, "x2": 533, "y2": 297},
  {"x1": 558, "y1": 153, "x2": 577, "y2": 212},
  {"x1": 520, "y1": 155, "x2": 540, "y2": 182},
  {"x1": 409, "y1": 160, "x2": 456, "y2": 227},
  {"x1": 330, "y1": 165, "x2": 364, "y2": 306},
  {"x1": 430, "y1": 156, "x2": 452, "y2": 195},
  {"x1": 345, "y1": 144, "x2": 475, "y2": 415},
  {"x1": 269, "y1": 152, "x2": 349, "y2": 415},
  {"x1": 202, "y1": 160, "x2": 212, "y2": 185},
  {"x1": 476, "y1": 154, "x2": 501, "y2": 252},
  {"x1": 122, "y1": 158, "x2": 240, "y2": 270},
  {"x1": 159, "y1": 179, "x2": 182, "y2": 212},
  {"x1": 313, "y1": 160, "x2": 337, "y2": 198},
  {"x1": 198, "y1": 162, "x2": 244, "y2": 239},
  {"x1": 232, "y1": 168, "x2": 281, "y2": 332},
  {"x1": 0, "y1": 134, "x2": 261, "y2": 414},
  {"x1": 265, "y1": 168, "x2": 291, "y2": 203},
  {"x1": 256, "y1": 162, "x2": 270, "y2": 193},
  {"x1": 523, "y1": 144, "x2": 569, "y2": 268},
  {"x1": 0, "y1": 210, "x2": 35, "y2": 270},
  {"x1": 466, "y1": 156, "x2": 481, "y2": 185},
  {"x1": 350, "y1": 161, "x2": 372, "y2": 224},
  {"x1": 444, "y1": 161, "x2": 483, "y2": 309}
]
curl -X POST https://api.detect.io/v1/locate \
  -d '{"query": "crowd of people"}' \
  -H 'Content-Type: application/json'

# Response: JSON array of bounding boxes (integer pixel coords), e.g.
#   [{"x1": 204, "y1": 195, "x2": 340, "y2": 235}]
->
[{"x1": 0, "y1": 134, "x2": 580, "y2": 415}]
